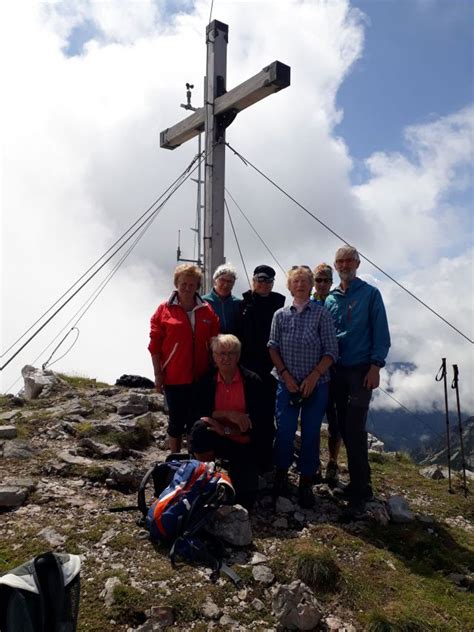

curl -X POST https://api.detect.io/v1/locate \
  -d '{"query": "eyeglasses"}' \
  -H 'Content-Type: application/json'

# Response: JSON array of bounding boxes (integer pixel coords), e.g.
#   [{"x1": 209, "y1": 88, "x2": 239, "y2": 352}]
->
[{"x1": 315, "y1": 278, "x2": 332, "y2": 283}]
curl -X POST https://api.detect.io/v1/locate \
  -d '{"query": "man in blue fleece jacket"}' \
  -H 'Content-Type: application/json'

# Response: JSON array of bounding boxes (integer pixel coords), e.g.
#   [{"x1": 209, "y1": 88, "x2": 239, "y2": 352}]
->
[
  {"x1": 325, "y1": 245, "x2": 390, "y2": 514},
  {"x1": 202, "y1": 264, "x2": 242, "y2": 335}
]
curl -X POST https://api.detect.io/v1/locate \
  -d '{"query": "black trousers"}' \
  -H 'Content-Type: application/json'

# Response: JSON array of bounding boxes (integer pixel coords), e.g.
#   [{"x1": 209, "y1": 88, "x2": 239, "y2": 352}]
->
[
  {"x1": 251, "y1": 373, "x2": 277, "y2": 472},
  {"x1": 190, "y1": 420, "x2": 258, "y2": 508},
  {"x1": 164, "y1": 384, "x2": 196, "y2": 438},
  {"x1": 332, "y1": 364, "x2": 373, "y2": 500},
  {"x1": 326, "y1": 375, "x2": 340, "y2": 443}
]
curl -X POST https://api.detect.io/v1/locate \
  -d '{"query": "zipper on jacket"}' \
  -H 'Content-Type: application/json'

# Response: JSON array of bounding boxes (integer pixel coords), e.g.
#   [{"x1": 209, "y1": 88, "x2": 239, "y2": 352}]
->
[
  {"x1": 220, "y1": 297, "x2": 227, "y2": 331},
  {"x1": 161, "y1": 343, "x2": 179, "y2": 371}
]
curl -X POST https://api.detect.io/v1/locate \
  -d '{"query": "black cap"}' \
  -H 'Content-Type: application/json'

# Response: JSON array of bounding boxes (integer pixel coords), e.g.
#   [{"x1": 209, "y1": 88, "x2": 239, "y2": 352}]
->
[{"x1": 253, "y1": 264, "x2": 276, "y2": 281}]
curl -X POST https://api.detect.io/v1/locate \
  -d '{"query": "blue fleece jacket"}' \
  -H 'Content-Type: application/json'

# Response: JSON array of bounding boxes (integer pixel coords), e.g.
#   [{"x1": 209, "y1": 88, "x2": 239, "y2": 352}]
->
[
  {"x1": 325, "y1": 278, "x2": 390, "y2": 367},
  {"x1": 201, "y1": 288, "x2": 242, "y2": 335}
]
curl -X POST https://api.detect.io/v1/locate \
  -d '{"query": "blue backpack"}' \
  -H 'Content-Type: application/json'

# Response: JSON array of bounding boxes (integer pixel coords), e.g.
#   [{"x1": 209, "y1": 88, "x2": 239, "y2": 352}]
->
[{"x1": 134, "y1": 458, "x2": 240, "y2": 583}]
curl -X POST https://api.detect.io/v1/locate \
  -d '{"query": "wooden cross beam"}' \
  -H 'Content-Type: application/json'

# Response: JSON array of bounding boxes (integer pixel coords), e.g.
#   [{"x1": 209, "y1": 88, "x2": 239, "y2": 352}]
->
[
  {"x1": 160, "y1": 60, "x2": 291, "y2": 150},
  {"x1": 160, "y1": 20, "x2": 291, "y2": 292}
]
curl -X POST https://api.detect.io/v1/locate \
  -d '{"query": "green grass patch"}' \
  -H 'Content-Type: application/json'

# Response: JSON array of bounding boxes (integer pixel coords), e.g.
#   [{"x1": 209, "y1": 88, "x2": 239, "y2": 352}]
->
[
  {"x1": 75, "y1": 422, "x2": 97, "y2": 438},
  {"x1": 369, "y1": 451, "x2": 390, "y2": 464},
  {"x1": 340, "y1": 529, "x2": 474, "y2": 631},
  {"x1": 115, "y1": 420, "x2": 153, "y2": 451},
  {"x1": 110, "y1": 583, "x2": 148, "y2": 625},
  {"x1": 57, "y1": 373, "x2": 110, "y2": 389},
  {"x1": 0, "y1": 395, "x2": 12, "y2": 409},
  {"x1": 84, "y1": 464, "x2": 110, "y2": 483},
  {"x1": 367, "y1": 611, "x2": 441, "y2": 631},
  {"x1": 292, "y1": 542, "x2": 341, "y2": 592},
  {"x1": 13, "y1": 419, "x2": 36, "y2": 439},
  {"x1": 369, "y1": 453, "x2": 474, "y2": 521}
]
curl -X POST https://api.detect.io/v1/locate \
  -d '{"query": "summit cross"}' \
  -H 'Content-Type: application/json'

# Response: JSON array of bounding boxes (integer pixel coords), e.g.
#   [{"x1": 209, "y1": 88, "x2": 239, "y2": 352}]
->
[{"x1": 160, "y1": 20, "x2": 291, "y2": 292}]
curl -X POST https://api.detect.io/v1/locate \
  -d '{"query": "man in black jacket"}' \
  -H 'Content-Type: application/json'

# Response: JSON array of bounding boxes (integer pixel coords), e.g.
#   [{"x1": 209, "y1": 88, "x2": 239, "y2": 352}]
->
[
  {"x1": 190, "y1": 334, "x2": 265, "y2": 509},
  {"x1": 239, "y1": 265, "x2": 285, "y2": 472}
]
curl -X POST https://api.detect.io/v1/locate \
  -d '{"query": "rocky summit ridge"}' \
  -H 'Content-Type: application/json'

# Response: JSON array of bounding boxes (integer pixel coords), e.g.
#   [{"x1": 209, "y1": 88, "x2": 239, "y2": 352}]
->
[{"x1": 0, "y1": 367, "x2": 473, "y2": 631}]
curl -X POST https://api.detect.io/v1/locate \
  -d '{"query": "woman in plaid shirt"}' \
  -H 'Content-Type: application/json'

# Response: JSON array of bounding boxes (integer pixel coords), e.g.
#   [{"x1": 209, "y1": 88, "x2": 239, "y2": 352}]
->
[{"x1": 268, "y1": 266, "x2": 338, "y2": 508}]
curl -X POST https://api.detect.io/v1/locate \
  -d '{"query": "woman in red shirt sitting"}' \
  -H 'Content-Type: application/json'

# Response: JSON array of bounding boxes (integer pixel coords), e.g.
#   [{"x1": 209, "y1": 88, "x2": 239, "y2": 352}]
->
[{"x1": 190, "y1": 334, "x2": 265, "y2": 509}]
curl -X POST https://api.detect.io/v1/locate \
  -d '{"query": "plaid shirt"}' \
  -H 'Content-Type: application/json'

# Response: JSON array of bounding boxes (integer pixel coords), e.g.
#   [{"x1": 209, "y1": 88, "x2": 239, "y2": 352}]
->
[{"x1": 268, "y1": 302, "x2": 338, "y2": 384}]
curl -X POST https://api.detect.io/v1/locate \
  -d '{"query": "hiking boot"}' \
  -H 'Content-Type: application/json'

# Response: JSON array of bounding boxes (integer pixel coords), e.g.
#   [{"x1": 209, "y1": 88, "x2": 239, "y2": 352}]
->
[
  {"x1": 340, "y1": 498, "x2": 368, "y2": 522},
  {"x1": 325, "y1": 461, "x2": 339, "y2": 487},
  {"x1": 332, "y1": 483, "x2": 352, "y2": 500},
  {"x1": 298, "y1": 475, "x2": 315, "y2": 509},
  {"x1": 272, "y1": 469, "x2": 290, "y2": 499}
]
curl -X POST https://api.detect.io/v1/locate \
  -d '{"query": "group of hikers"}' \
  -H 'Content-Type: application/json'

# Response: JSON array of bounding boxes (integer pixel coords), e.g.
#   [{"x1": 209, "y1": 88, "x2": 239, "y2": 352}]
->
[{"x1": 148, "y1": 245, "x2": 391, "y2": 518}]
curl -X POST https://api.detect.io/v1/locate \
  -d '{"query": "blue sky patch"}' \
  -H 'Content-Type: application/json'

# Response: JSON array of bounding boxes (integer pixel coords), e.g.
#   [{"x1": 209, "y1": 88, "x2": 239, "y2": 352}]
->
[
  {"x1": 63, "y1": 18, "x2": 100, "y2": 57},
  {"x1": 337, "y1": 0, "x2": 473, "y2": 161}
]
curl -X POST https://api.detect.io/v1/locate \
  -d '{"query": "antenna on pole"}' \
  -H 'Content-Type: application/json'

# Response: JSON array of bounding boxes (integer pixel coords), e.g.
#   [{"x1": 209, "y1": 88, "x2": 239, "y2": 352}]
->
[
  {"x1": 175, "y1": 83, "x2": 204, "y2": 268},
  {"x1": 177, "y1": 230, "x2": 181, "y2": 261}
]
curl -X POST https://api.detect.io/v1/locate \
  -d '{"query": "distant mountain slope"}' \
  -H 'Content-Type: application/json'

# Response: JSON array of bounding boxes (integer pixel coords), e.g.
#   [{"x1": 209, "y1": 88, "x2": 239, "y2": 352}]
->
[
  {"x1": 419, "y1": 416, "x2": 474, "y2": 470},
  {"x1": 366, "y1": 362, "x2": 473, "y2": 464},
  {"x1": 367, "y1": 408, "x2": 444, "y2": 453},
  {"x1": 368, "y1": 407, "x2": 474, "y2": 471}
]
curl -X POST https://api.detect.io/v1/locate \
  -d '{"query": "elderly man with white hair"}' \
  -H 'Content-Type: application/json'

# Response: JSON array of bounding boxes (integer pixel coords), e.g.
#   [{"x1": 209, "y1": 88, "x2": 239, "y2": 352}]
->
[
  {"x1": 202, "y1": 263, "x2": 242, "y2": 335},
  {"x1": 325, "y1": 245, "x2": 391, "y2": 517}
]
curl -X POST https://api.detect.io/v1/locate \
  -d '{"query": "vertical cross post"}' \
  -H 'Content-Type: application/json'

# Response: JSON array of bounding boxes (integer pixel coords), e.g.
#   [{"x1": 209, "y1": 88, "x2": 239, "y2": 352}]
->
[
  {"x1": 203, "y1": 20, "x2": 228, "y2": 293},
  {"x1": 160, "y1": 20, "x2": 290, "y2": 292}
]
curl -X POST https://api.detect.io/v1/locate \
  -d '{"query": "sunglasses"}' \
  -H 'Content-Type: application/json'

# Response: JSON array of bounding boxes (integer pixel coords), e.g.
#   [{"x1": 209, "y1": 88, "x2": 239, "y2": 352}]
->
[
  {"x1": 315, "y1": 278, "x2": 332, "y2": 283},
  {"x1": 254, "y1": 277, "x2": 274, "y2": 283}
]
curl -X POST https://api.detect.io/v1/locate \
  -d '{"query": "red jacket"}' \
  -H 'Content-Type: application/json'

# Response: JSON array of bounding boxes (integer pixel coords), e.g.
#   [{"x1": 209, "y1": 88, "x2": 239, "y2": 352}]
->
[{"x1": 148, "y1": 293, "x2": 220, "y2": 385}]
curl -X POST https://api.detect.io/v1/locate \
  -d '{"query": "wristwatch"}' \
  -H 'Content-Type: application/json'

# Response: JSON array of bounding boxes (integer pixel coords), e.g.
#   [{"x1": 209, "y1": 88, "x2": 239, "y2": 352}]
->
[{"x1": 224, "y1": 426, "x2": 231, "y2": 436}]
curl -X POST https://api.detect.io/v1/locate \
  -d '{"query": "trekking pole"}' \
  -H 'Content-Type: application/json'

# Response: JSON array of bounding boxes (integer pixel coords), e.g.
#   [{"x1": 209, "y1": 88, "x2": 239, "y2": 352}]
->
[
  {"x1": 435, "y1": 358, "x2": 453, "y2": 493},
  {"x1": 451, "y1": 364, "x2": 468, "y2": 498}
]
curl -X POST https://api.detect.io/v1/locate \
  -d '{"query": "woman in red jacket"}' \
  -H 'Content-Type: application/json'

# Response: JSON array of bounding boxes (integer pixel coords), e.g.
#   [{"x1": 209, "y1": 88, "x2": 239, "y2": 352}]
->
[{"x1": 148, "y1": 264, "x2": 220, "y2": 453}]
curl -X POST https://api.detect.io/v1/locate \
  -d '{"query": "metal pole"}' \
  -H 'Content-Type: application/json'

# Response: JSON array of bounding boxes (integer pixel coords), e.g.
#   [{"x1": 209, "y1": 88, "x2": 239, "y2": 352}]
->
[
  {"x1": 197, "y1": 132, "x2": 203, "y2": 268},
  {"x1": 435, "y1": 358, "x2": 453, "y2": 493},
  {"x1": 204, "y1": 20, "x2": 228, "y2": 293},
  {"x1": 451, "y1": 365, "x2": 468, "y2": 497}
]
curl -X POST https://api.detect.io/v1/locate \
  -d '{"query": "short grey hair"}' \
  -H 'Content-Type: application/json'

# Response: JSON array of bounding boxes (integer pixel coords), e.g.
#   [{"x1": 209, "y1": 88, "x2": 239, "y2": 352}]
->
[
  {"x1": 213, "y1": 263, "x2": 237, "y2": 281},
  {"x1": 210, "y1": 334, "x2": 241, "y2": 356},
  {"x1": 335, "y1": 246, "x2": 360, "y2": 263},
  {"x1": 313, "y1": 263, "x2": 333, "y2": 279}
]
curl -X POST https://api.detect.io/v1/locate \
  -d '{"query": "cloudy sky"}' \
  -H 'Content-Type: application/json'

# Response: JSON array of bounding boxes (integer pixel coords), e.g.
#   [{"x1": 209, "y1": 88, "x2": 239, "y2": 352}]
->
[{"x1": 1, "y1": 0, "x2": 473, "y2": 421}]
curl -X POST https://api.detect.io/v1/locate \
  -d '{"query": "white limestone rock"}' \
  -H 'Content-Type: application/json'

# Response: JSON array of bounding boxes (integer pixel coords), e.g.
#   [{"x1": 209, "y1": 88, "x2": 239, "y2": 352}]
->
[
  {"x1": 21, "y1": 365, "x2": 67, "y2": 400},
  {"x1": 206, "y1": 504, "x2": 252, "y2": 546},
  {"x1": 252, "y1": 565, "x2": 274, "y2": 584},
  {"x1": 101, "y1": 576, "x2": 122, "y2": 608},
  {"x1": 272, "y1": 580, "x2": 322, "y2": 630}
]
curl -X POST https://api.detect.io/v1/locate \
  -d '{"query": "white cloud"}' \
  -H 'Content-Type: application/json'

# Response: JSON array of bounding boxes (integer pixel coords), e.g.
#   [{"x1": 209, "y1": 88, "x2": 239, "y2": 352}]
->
[
  {"x1": 353, "y1": 107, "x2": 474, "y2": 268},
  {"x1": 1, "y1": 1, "x2": 472, "y2": 419}
]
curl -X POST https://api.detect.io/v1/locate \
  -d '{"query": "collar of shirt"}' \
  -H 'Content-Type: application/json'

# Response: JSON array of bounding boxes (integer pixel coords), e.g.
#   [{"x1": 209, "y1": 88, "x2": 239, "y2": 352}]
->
[
  {"x1": 217, "y1": 369, "x2": 243, "y2": 386},
  {"x1": 168, "y1": 290, "x2": 205, "y2": 310},
  {"x1": 332, "y1": 277, "x2": 363, "y2": 296},
  {"x1": 291, "y1": 298, "x2": 311, "y2": 313}
]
